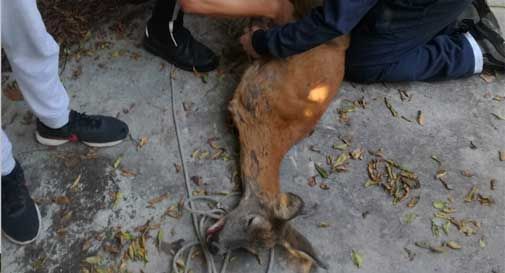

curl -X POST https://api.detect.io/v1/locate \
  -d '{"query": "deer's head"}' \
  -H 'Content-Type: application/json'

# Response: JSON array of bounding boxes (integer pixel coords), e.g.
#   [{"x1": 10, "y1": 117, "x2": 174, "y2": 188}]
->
[{"x1": 207, "y1": 192, "x2": 328, "y2": 269}]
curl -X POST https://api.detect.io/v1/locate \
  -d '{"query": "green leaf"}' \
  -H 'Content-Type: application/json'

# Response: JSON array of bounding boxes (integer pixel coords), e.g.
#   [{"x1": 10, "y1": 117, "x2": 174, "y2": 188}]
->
[
  {"x1": 479, "y1": 238, "x2": 486, "y2": 248},
  {"x1": 403, "y1": 213, "x2": 417, "y2": 224},
  {"x1": 84, "y1": 256, "x2": 101, "y2": 265},
  {"x1": 314, "y1": 163, "x2": 329, "y2": 178},
  {"x1": 351, "y1": 250, "x2": 363, "y2": 268},
  {"x1": 432, "y1": 200, "x2": 447, "y2": 210}
]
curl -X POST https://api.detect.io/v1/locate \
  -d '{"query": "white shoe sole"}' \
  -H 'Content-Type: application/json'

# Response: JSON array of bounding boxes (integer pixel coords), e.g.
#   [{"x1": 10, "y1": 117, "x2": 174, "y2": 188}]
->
[
  {"x1": 36, "y1": 132, "x2": 124, "y2": 148},
  {"x1": 2, "y1": 203, "x2": 42, "y2": 245}
]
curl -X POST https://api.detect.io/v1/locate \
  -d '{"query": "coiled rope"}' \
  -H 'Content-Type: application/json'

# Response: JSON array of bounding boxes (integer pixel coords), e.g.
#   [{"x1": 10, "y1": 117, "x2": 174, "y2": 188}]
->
[{"x1": 169, "y1": 66, "x2": 275, "y2": 273}]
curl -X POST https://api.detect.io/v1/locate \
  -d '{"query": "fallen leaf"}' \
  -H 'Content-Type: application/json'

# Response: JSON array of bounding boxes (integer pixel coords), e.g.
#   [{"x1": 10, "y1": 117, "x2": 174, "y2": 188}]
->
[
  {"x1": 479, "y1": 238, "x2": 486, "y2": 248},
  {"x1": 461, "y1": 170, "x2": 474, "y2": 177},
  {"x1": 53, "y1": 196, "x2": 71, "y2": 205},
  {"x1": 318, "y1": 222, "x2": 330, "y2": 228},
  {"x1": 113, "y1": 192, "x2": 123, "y2": 208},
  {"x1": 113, "y1": 156, "x2": 123, "y2": 169},
  {"x1": 70, "y1": 174, "x2": 82, "y2": 192},
  {"x1": 3, "y1": 81, "x2": 24, "y2": 101},
  {"x1": 417, "y1": 111, "x2": 425, "y2": 126},
  {"x1": 319, "y1": 183, "x2": 330, "y2": 190},
  {"x1": 407, "y1": 196, "x2": 420, "y2": 208},
  {"x1": 492, "y1": 113, "x2": 505, "y2": 120},
  {"x1": 121, "y1": 168, "x2": 137, "y2": 177},
  {"x1": 148, "y1": 193, "x2": 170, "y2": 208},
  {"x1": 384, "y1": 97, "x2": 398, "y2": 117},
  {"x1": 157, "y1": 230, "x2": 164, "y2": 250},
  {"x1": 84, "y1": 256, "x2": 102, "y2": 264},
  {"x1": 490, "y1": 179, "x2": 496, "y2": 190},
  {"x1": 314, "y1": 163, "x2": 329, "y2": 178},
  {"x1": 332, "y1": 143, "x2": 348, "y2": 151},
  {"x1": 403, "y1": 212, "x2": 417, "y2": 224},
  {"x1": 351, "y1": 250, "x2": 363, "y2": 268},
  {"x1": 350, "y1": 148, "x2": 365, "y2": 160},
  {"x1": 500, "y1": 151, "x2": 505, "y2": 161},
  {"x1": 174, "y1": 164, "x2": 182, "y2": 173},
  {"x1": 464, "y1": 186, "x2": 479, "y2": 203},
  {"x1": 477, "y1": 194, "x2": 495, "y2": 206},
  {"x1": 446, "y1": 241, "x2": 461, "y2": 250},
  {"x1": 480, "y1": 70, "x2": 496, "y2": 83},
  {"x1": 137, "y1": 136, "x2": 148, "y2": 149},
  {"x1": 432, "y1": 200, "x2": 447, "y2": 210},
  {"x1": 431, "y1": 155, "x2": 442, "y2": 165},
  {"x1": 430, "y1": 245, "x2": 447, "y2": 253},
  {"x1": 404, "y1": 247, "x2": 415, "y2": 261},
  {"x1": 190, "y1": 176, "x2": 204, "y2": 186},
  {"x1": 435, "y1": 169, "x2": 447, "y2": 179},
  {"x1": 415, "y1": 241, "x2": 431, "y2": 249},
  {"x1": 307, "y1": 176, "x2": 317, "y2": 187}
]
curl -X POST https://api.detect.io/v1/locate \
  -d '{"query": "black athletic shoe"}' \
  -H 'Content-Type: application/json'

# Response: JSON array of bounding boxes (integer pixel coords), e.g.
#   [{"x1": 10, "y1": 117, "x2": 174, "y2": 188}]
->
[
  {"x1": 466, "y1": 19, "x2": 505, "y2": 71},
  {"x1": 473, "y1": 0, "x2": 501, "y2": 32},
  {"x1": 36, "y1": 110, "x2": 129, "y2": 147},
  {"x1": 143, "y1": 21, "x2": 219, "y2": 73},
  {"x1": 2, "y1": 161, "x2": 41, "y2": 245}
]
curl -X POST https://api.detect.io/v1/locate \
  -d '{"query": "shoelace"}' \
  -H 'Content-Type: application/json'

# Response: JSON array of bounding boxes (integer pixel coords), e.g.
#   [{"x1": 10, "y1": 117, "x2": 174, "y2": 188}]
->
[{"x1": 72, "y1": 112, "x2": 102, "y2": 130}]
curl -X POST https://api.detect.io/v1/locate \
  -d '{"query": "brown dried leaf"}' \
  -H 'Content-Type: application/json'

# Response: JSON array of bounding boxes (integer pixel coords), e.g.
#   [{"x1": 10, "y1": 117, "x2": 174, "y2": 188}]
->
[
  {"x1": 148, "y1": 193, "x2": 170, "y2": 208},
  {"x1": 53, "y1": 196, "x2": 71, "y2": 205},
  {"x1": 350, "y1": 148, "x2": 365, "y2": 160},
  {"x1": 461, "y1": 170, "x2": 474, "y2": 177},
  {"x1": 464, "y1": 186, "x2": 479, "y2": 203},
  {"x1": 417, "y1": 111, "x2": 425, "y2": 126},
  {"x1": 307, "y1": 176, "x2": 317, "y2": 187},
  {"x1": 500, "y1": 151, "x2": 505, "y2": 161},
  {"x1": 3, "y1": 81, "x2": 24, "y2": 101},
  {"x1": 319, "y1": 183, "x2": 330, "y2": 190},
  {"x1": 407, "y1": 196, "x2": 420, "y2": 208},
  {"x1": 137, "y1": 136, "x2": 148, "y2": 149}
]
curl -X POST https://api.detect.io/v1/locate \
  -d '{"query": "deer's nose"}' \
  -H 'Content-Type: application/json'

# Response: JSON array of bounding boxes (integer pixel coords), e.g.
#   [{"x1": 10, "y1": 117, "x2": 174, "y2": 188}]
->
[{"x1": 208, "y1": 241, "x2": 220, "y2": 255}]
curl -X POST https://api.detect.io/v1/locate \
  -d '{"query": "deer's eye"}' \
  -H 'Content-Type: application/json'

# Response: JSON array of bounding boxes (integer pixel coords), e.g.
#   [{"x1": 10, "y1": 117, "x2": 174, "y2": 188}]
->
[{"x1": 247, "y1": 216, "x2": 255, "y2": 227}]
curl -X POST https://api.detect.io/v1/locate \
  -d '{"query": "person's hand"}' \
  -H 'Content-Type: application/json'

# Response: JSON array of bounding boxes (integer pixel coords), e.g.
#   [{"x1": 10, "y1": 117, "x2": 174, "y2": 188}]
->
[
  {"x1": 240, "y1": 26, "x2": 262, "y2": 59},
  {"x1": 273, "y1": 0, "x2": 295, "y2": 25}
]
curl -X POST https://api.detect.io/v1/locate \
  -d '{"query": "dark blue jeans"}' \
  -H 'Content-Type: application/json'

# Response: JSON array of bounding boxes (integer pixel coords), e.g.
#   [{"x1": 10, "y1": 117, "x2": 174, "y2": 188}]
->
[{"x1": 345, "y1": 0, "x2": 475, "y2": 82}]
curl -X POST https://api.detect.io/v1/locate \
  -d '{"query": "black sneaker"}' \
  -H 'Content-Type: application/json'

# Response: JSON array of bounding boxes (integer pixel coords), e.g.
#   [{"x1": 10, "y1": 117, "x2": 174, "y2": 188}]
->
[
  {"x1": 472, "y1": 0, "x2": 501, "y2": 32},
  {"x1": 2, "y1": 161, "x2": 41, "y2": 245},
  {"x1": 36, "y1": 110, "x2": 129, "y2": 147},
  {"x1": 143, "y1": 21, "x2": 219, "y2": 73},
  {"x1": 467, "y1": 19, "x2": 505, "y2": 71}
]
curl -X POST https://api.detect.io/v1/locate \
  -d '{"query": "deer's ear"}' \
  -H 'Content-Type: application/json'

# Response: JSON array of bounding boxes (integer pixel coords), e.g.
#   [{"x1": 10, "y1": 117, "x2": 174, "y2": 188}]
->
[
  {"x1": 280, "y1": 224, "x2": 329, "y2": 270},
  {"x1": 273, "y1": 192, "x2": 304, "y2": 221}
]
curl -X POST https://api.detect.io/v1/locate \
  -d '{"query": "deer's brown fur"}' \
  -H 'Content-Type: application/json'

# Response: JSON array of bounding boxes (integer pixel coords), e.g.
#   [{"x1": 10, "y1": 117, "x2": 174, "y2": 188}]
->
[{"x1": 205, "y1": 1, "x2": 349, "y2": 271}]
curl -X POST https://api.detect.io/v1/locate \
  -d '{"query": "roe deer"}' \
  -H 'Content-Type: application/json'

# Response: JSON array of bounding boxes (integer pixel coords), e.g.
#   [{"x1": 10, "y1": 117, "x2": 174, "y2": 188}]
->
[{"x1": 206, "y1": 2, "x2": 350, "y2": 271}]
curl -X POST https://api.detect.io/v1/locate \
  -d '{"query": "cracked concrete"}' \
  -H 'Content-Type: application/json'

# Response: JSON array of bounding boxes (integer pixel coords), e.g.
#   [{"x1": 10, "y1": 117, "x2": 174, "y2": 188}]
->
[{"x1": 1, "y1": 1, "x2": 505, "y2": 273}]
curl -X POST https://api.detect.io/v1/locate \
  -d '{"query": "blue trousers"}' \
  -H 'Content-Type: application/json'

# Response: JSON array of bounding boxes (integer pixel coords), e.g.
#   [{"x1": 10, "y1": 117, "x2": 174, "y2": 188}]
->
[{"x1": 345, "y1": 0, "x2": 476, "y2": 82}]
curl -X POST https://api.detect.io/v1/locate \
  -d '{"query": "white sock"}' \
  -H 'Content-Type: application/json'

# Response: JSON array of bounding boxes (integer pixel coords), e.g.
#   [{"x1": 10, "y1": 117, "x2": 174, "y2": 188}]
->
[{"x1": 463, "y1": 32, "x2": 484, "y2": 74}]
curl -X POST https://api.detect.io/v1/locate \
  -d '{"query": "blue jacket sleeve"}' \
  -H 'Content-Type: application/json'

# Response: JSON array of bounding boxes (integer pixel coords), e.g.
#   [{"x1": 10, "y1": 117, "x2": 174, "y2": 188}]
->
[{"x1": 252, "y1": 0, "x2": 378, "y2": 58}]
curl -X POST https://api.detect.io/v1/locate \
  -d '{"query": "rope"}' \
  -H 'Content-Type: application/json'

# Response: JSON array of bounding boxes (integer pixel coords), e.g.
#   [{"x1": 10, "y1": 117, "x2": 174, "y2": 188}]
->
[{"x1": 169, "y1": 67, "x2": 276, "y2": 273}]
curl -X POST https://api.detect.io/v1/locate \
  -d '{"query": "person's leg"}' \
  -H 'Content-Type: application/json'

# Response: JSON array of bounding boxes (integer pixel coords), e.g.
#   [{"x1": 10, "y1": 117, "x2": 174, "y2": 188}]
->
[
  {"x1": 1, "y1": 0, "x2": 70, "y2": 128},
  {"x1": 2, "y1": 0, "x2": 129, "y2": 147},
  {"x1": 1, "y1": 129, "x2": 41, "y2": 245},
  {"x1": 144, "y1": 0, "x2": 219, "y2": 72},
  {"x1": 346, "y1": 32, "x2": 480, "y2": 82},
  {"x1": 1, "y1": 130, "x2": 16, "y2": 176},
  {"x1": 345, "y1": 0, "x2": 489, "y2": 82}
]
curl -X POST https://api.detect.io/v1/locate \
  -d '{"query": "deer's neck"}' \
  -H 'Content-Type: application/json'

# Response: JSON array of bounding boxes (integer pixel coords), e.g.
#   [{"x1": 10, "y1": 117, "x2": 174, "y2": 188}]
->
[{"x1": 239, "y1": 137, "x2": 284, "y2": 199}]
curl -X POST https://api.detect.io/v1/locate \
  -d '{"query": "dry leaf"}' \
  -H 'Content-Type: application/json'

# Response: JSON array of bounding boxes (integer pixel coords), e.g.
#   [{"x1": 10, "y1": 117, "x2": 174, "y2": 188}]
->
[
  {"x1": 351, "y1": 250, "x2": 363, "y2": 268},
  {"x1": 3, "y1": 81, "x2": 24, "y2": 101},
  {"x1": 417, "y1": 111, "x2": 425, "y2": 126},
  {"x1": 446, "y1": 241, "x2": 461, "y2": 250},
  {"x1": 499, "y1": 151, "x2": 505, "y2": 161},
  {"x1": 53, "y1": 196, "x2": 71, "y2": 205},
  {"x1": 137, "y1": 136, "x2": 148, "y2": 149},
  {"x1": 407, "y1": 196, "x2": 420, "y2": 208},
  {"x1": 307, "y1": 176, "x2": 317, "y2": 187},
  {"x1": 350, "y1": 148, "x2": 365, "y2": 160},
  {"x1": 70, "y1": 174, "x2": 82, "y2": 192},
  {"x1": 314, "y1": 163, "x2": 329, "y2": 178},
  {"x1": 464, "y1": 186, "x2": 479, "y2": 203},
  {"x1": 384, "y1": 97, "x2": 398, "y2": 117},
  {"x1": 319, "y1": 183, "x2": 330, "y2": 190},
  {"x1": 148, "y1": 193, "x2": 170, "y2": 208},
  {"x1": 461, "y1": 170, "x2": 474, "y2": 177}
]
